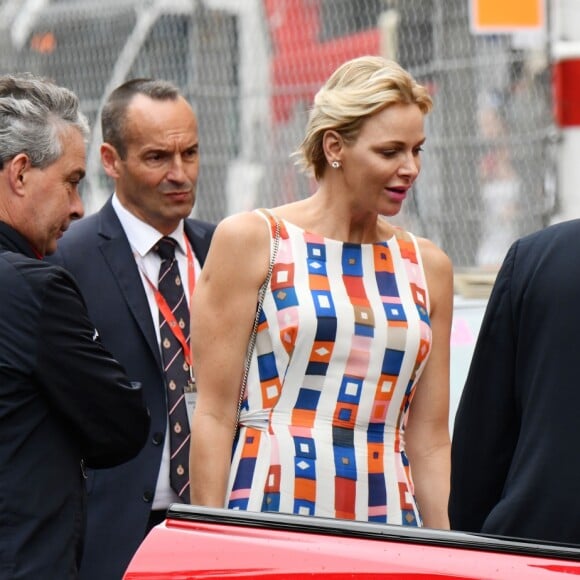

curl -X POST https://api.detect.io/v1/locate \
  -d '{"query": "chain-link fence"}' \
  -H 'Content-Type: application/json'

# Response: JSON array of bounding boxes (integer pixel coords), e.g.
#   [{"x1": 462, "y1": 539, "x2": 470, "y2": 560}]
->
[{"x1": 0, "y1": 0, "x2": 556, "y2": 268}]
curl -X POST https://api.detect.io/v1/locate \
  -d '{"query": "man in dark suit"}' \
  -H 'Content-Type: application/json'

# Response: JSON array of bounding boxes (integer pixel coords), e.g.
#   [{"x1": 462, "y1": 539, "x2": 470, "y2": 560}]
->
[
  {"x1": 51, "y1": 79, "x2": 215, "y2": 579},
  {"x1": 0, "y1": 74, "x2": 149, "y2": 579},
  {"x1": 450, "y1": 219, "x2": 580, "y2": 545}
]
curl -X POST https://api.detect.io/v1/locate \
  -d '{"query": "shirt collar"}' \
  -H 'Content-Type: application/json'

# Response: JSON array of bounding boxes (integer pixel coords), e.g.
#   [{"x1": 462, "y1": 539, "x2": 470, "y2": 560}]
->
[
  {"x1": 0, "y1": 221, "x2": 41, "y2": 259},
  {"x1": 112, "y1": 193, "x2": 186, "y2": 257}
]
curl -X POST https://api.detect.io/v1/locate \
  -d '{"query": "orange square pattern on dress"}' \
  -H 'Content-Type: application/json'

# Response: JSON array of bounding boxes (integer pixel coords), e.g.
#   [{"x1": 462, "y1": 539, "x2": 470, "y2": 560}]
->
[
  {"x1": 333, "y1": 402, "x2": 358, "y2": 429},
  {"x1": 367, "y1": 443, "x2": 384, "y2": 473},
  {"x1": 260, "y1": 378, "x2": 282, "y2": 408},
  {"x1": 241, "y1": 430, "x2": 262, "y2": 459},
  {"x1": 375, "y1": 374, "x2": 397, "y2": 402},
  {"x1": 295, "y1": 477, "x2": 316, "y2": 502},
  {"x1": 308, "y1": 273, "x2": 331, "y2": 291},
  {"x1": 279, "y1": 324, "x2": 298, "y2": 354},
  {"x1": 292, "y1": 408, "x2": 316, "y2": 428},
  {"x1": 398, "y1": 239, "x2": 419, "y2": 263},
  {"x1": 309, "y1": 340, "x2": 334, "y2": 363},
  {"x1": 373, "y1": 245, "x2": 395, "y2": 273},
  {"x1": 394, "y1": 432, "x2": 403, "y2": 453},
  {"x1": 416, "y1": 338, "x2": 430, "y2": 365}
]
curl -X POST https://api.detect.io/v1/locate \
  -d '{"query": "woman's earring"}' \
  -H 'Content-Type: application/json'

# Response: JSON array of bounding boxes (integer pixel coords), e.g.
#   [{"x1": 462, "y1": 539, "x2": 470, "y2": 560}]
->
[{"x1": 331, "y1": 160, "x2": 341, "y2": 169}]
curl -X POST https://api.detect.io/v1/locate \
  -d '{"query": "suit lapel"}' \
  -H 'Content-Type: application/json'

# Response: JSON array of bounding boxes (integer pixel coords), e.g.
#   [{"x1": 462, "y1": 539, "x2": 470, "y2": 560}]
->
[
  {"x1": 184, "y1": 219, "x2": 213, "y2": 265},
  {"x1": 97, "y1": 201, "x2": 162, "y2": 367}
]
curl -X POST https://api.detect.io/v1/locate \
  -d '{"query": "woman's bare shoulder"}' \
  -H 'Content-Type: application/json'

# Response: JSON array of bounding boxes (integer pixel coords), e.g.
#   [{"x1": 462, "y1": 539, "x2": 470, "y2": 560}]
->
[
  {"x1": 211, "y1": 210, "x2": 271, "y2": 250},
  {"x1": 415, "y1": 236, "x2": 454, "y2": 308},
  {"x1": 415, "y1": 236, "x2": 452, "y2": 271}
]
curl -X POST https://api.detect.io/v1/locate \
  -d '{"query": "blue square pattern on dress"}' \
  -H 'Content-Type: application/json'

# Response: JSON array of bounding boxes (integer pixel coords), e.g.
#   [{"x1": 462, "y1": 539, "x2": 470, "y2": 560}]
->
[
  {"x1": 293, "y1": 436, "x2": 317, "y2": 460},
  {"x1": 342, "y1": 244, "x2": 363, "y2": 276},
  {"x1": 383, "y1": 302, "x2": 407, "y2": 322},
  {"x1": 257, "y1": 306, "x2": 267, "y2": 325},
  {"x1": 338, "y1": 407, "x2": 352, "y2": 422},
  {"x1": 368, "y1": 472, "x2": 387, "y2": 506},
  {"x1": 232, "y1": 457, "x2": 257, "y2": 490},
  {"x1": 312, "y1": 290, "x2": 336, "y2": 317},
  {"x1": 333, "y1": 445, "x2": 357, "y2": 479},
  {"x1": 307, "y1": 243, "x2": 326, "y2": 262},
  {"x1": 294, "y1": 456, "x2": 316, "y2": 479},
  {"x1": 296, "y1": 388, "x2": 321, "y2": 410},
  {"x1": 261, "y1": 493, "x2": 280, "y2": 512},
  {"x1": 228, "y1": 497, "x2": 249, "y2": 510},
  {"x1": 416, "y1": 303, "x2": 430, "y2": 325},
  {"x1": 381, "y1": 348, "x2": 404, "y2": 376},
  {"x1": 402, "y1": 509, "x2": 418, "y2": 527},
  {"x1": 339, "y1": 376, "x2": 363, "y2": 403},
  {"x1": 307, "y1": 257, "x2": 328, "y2": 277},
  {"x1": 376, "y1": 271, "x2": 398, "y2": 297},
  {"x1": 257, "y1": 351, "x2": 278, "y2": 381},
  {"x1": 367, "y1": 422, "x2": 385, "y2": 443},
  {"x1": 294, "y1": 499, "x2": 315, "y2": 516},
  {"x1": 273, "y1": 285, "x2": 299, "y2": 309},
  {"x1": 314, "y1": 315, "x2": 337, "y2": 342},
  {"x1": 355, "y1": 322, "x2": 374, "y2": 337},
  {"x1": 305, "y1": 360, "x2": 329, "y2": 376}
]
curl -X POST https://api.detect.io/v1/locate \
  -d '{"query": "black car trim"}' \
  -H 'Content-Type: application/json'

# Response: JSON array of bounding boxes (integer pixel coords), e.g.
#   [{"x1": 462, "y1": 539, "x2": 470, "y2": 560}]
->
[{"x1": 166, "y1": 505, "x2": 580, "y2": 562}]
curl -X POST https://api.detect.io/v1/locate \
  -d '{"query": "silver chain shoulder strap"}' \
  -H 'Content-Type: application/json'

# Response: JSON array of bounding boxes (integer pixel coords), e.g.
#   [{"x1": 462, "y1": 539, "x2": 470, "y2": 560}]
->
[{"x1": 234, "y1": 213, "x2": 281, "y2": 435}]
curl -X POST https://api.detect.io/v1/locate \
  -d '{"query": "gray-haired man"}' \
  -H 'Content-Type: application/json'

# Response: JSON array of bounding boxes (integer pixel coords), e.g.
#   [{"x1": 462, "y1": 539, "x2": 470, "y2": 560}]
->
[{"x1": 0, "y1": 73, "x2": 149, "y2": 579}]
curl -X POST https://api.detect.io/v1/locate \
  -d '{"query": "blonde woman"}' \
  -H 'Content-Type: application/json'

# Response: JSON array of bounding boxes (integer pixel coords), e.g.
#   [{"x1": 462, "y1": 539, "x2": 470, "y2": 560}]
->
[{"x1": 189, "y1": 56, "x2": 453, "y2": 529}]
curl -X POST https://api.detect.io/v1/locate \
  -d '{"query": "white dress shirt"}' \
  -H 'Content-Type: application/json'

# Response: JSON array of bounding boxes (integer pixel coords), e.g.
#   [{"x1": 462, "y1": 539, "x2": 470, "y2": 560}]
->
[{"x1": 112, "y1": 193, "x2": 200, "y2": 509}]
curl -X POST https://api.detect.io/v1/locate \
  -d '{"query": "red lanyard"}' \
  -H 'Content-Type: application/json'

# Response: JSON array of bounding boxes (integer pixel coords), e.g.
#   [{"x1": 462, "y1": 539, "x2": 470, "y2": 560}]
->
[{"x1": 143, "y1": 233, "x2": 196, "y2": 366}]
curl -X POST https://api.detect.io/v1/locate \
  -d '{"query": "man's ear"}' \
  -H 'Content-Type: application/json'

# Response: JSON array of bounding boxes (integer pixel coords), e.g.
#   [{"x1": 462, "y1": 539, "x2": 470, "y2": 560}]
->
[
  {"x1": 7, "y1": 154, "x2": 31, "y2": 196},
  {"x1": 100, "y1": 143, "x2": 121, "y2": 179},
  {"x1": 322, "y1": 130, "x2": 343, "y2": 165}
]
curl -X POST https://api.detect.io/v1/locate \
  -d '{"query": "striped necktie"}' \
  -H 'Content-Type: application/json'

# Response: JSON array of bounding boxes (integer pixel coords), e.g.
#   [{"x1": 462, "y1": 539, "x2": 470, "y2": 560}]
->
[{"x1": 155, "y1": 236, "x2": 190, "y2": 500}]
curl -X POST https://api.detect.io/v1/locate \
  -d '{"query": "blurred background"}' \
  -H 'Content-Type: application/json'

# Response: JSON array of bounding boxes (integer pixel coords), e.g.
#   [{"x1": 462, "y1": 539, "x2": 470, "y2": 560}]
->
[{"x1": 2, "y1": 0, "x2": 575, "y2": 272}]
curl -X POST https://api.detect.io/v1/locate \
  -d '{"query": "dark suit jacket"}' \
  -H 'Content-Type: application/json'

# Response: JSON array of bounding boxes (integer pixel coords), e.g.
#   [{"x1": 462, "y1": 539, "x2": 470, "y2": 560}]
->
[
  {"x1": 50, "y1": 197, "x2": 215, "y2": 579},
  {"x1": 0, "y1": 221, "x2": 149, "y2": 579},
  {"x1": 449, "y1": 219, "x2": 580, "y2": 545}
]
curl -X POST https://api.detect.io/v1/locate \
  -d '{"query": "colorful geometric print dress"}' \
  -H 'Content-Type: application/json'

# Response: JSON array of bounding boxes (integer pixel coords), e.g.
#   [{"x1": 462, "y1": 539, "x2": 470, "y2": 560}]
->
[{"x1": 227, "y1": 211, "x2": 432, "y2": 526}]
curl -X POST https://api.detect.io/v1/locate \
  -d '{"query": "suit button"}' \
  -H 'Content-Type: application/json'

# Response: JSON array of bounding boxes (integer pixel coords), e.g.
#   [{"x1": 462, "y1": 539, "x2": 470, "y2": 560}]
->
[
  {"x1": 152, "y1": 432, "x2": 164, "y2": 445},
  {"x1": 143, "y1": 490, "x2": 154, "y2": 503}
]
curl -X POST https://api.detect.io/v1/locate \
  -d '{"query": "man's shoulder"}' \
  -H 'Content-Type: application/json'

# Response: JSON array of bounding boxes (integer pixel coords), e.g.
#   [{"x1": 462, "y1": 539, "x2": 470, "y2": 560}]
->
[
  {"x1": 505, "y1": 219, "x2": 580, "y2": 284},
  {"x1": 54, "y1": 203, "x2": 122, "y2": 262},
  {"x1": 60, "y1": 211, "x2": 102, "y2": 244},
  {"x1": 0, "y1": 251, "x2": 73, "y2": 296},
  {"x1": 185, "y1": 216, "x2": 216, "y2": 237},
  {"x1": 520, "y1": 218, "x2": 580, "y2": 248},
  {"x1": 1, "y1": 248, "x2": 58, "y2": 274}
]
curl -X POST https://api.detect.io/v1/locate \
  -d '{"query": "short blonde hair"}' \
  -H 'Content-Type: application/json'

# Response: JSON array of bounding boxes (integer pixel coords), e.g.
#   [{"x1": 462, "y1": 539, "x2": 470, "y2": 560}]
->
[{"x1": 294, "y1": 56, "x2": 433, "y2": 180}]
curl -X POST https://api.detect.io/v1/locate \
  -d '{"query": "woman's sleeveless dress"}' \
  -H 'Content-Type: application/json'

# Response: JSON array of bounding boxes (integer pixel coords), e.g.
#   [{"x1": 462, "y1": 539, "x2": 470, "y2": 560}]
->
[{"x1": 227, "y1": 213, "x2": 432, "y2": 526}]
